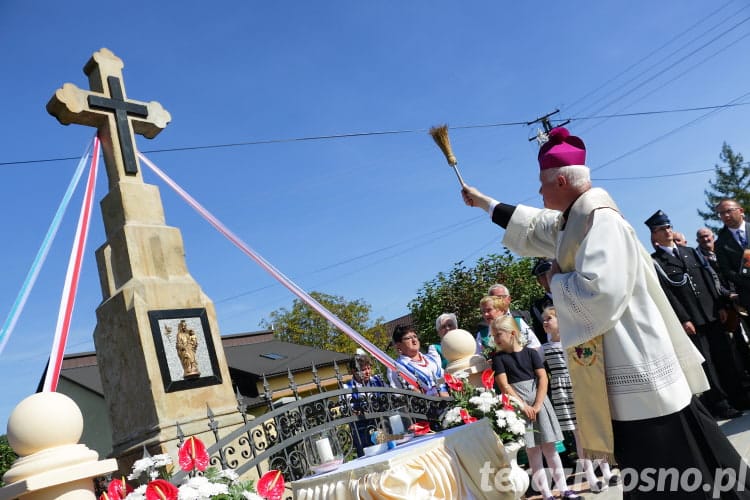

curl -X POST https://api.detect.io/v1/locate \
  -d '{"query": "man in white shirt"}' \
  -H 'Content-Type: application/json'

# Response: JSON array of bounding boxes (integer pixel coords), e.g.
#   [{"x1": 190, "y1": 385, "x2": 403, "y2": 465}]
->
[{"x1": 490, "y1": 283, "x2": 540, "y2": 349}]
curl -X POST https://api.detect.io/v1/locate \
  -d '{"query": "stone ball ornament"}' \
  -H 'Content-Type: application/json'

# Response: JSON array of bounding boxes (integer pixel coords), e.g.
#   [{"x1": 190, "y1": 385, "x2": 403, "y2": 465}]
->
[
  {"x1": 7, "y1": 392, "x2": 84, "y2": 457},
  {"x1": 441, "y1": 328, "x2": 479, "y2": 362},
  {"x1": 441, "y1": 328, "x2": 490, "y2": 387}
]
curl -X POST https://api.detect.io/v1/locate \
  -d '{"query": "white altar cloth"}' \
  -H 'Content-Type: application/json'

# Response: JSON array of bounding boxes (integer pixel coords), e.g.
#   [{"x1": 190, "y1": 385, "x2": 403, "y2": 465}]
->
[{"x1": 291, "y1": 419, "x2": 517, "y2": 500}]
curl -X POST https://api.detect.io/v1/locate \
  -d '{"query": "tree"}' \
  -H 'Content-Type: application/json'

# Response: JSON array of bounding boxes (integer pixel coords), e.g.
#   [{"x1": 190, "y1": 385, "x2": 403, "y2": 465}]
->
[
  {"x1": 261, "y1": 292, "x2": 390, "y2": 354},
  {"x1": 0, "y1": 435, "x2": 17, "y2": 487},
  {"x1": 408, "y1": 250, "x2": 541, "y2": 347},
  {"x1": 699, "y1": 143, "x2": 750, "y2": 231}
]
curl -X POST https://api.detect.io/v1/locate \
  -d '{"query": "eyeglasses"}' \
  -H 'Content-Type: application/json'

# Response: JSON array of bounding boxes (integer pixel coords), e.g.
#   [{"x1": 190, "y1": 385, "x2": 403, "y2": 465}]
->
[
  {"x1": 439, "y1": 323, "x2": 456, "y2": 330},
  {"x1": 399, "y1": 335, "x2": 419, "y2": 342},
  {"x1": 717, "y1": 207, "x2": 741, "y2": 216}
]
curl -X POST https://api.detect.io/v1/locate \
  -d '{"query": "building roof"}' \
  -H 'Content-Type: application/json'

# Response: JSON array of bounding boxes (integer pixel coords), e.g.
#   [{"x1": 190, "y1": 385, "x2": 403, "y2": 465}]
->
[{"x1": 224, "y1": 338, "x2": 350, "y2": 377}]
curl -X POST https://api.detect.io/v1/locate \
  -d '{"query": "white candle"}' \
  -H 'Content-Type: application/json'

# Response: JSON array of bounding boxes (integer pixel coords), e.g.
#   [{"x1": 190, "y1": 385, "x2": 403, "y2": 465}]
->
[
  {"x1": 389, "y1": 414, "x2": 405, "y2": 435},
  {"x1": 315, "y1": 438, "x2": 335, "y2": 463}
]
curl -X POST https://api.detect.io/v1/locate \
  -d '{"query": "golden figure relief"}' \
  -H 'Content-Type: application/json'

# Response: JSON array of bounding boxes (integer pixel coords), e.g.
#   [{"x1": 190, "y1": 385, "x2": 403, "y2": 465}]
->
[{"x1": 175, "y1": 319, "x2": 200, "y2": 378}]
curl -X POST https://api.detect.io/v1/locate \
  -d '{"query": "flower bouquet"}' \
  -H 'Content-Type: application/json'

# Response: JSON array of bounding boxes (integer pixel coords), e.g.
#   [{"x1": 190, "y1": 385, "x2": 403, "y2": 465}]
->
[
  {"x1": 102, "y1": 436, "x2": 285, "y2": 500},
  {"x1": 441, "y1": 368, "x2": 527, "y2": 446}
]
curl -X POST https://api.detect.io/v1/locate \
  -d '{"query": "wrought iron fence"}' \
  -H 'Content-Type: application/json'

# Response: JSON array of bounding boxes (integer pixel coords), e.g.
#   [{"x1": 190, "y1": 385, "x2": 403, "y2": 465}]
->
[{"x1": 172, "y1": 361, "x2": 453, "y2": 498}]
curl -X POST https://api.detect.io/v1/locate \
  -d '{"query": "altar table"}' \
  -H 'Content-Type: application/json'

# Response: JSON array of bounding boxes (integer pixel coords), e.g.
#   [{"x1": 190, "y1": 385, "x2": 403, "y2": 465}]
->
[{"x1": 291, "y1": 418, "x2": 518, "y2": 500}]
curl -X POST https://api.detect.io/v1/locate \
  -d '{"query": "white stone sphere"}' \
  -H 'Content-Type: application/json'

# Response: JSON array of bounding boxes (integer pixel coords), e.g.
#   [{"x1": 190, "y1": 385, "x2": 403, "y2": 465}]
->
[
  {"x1": 7, "y1": 392, "x2": 84, "y2": 456},
  {"x1": 441, "y1": 328, "x2": 477, "y2": 362}
]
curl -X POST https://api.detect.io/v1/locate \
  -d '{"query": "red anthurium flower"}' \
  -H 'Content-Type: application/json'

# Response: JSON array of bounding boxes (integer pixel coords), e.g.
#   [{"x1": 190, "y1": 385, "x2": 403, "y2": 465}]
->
[
  {"x1": 481, "y1": 368, "x2": 495, "y2": 390},
  {"x1": 444, "y1": 373, "x2": 464, "y2": 392},
  {"x1": 459, "y1": 408, "x2": 478, "y2": 424},
  {"x1": 107, "y1": 477, "x2": 133, "y2": 500},
  {"x1": 408, "y1": 421, "x2": 432, "y2": 436},
  {"x1": 501, "y1": 394, "x2": 515, "y2": 411},
  {"x1": 178, "y1": 436, "x2": 209, "y2": 472},
  {"x1": 257, "y1": 470, "x2": 285, "y2": 500},
  {"x1": 144, "y1": 480, "x2": 178, "y2": 500},
  {"x1": 100, "y1": 493, "x2": 110, "y2": 500}
]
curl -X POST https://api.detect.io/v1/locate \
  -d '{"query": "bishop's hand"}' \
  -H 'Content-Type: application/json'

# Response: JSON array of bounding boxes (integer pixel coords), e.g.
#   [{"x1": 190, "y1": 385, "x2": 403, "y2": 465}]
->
[{"x1": 461, "y1": 185, "x2": 496, "y2": 212}]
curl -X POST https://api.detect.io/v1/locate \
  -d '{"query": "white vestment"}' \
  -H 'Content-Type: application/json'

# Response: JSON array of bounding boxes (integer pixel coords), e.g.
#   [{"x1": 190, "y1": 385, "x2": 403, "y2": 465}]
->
[{"x1": 501, "y1": 188, "x2": 708, "y2": 421}]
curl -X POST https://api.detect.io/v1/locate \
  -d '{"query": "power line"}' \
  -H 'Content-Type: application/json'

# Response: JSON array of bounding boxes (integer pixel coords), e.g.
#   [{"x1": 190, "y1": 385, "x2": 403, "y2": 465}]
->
[
  {"x1": 595, "y1": 161, "x2": 750, "y2": 181},
  {"x1": 593, "y1": 168, "x2": 714, "y2": 181},
  {"x1": 569, "y1": 4, "x2": 750, "y2": 121},
  {"x1": 563, "y1": 0, "x2": 741, "y2": 113},
  {"x1": 591, "y1": 90, "x2": 750, "y2": 173},
  {"x1": 575, "y1": 13, "x2": 750, "y2": 135},
  {"x1": 563, "y1": 102, "x2": 749, "y2": 122},
  {"x1": 591, "y1": 29, "x2": 750, "y2": 131},
  {"x1": 2, "y1": 103, "x2": 748, "y2": 168}
]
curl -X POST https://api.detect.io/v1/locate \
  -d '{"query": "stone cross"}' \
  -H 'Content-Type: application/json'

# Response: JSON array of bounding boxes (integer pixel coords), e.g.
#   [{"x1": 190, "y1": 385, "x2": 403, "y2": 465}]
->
[{"x1": 47, "y1": 48, "x2": 171, "y2": 185}]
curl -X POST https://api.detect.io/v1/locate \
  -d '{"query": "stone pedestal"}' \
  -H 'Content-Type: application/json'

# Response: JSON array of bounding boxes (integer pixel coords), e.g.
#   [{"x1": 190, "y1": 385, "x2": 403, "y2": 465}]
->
[
  {"x1": 0, "y1": 393, "x2": 118, "y2": 500},
  {"x1": 93, "y1": 181, "x2": 242, "y2": 465}
]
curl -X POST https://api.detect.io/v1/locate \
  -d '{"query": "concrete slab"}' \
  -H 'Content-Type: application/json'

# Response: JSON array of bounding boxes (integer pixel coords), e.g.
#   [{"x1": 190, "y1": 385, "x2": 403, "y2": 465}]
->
[{"x1": 524, "y1": 412, "x2": 750, "y2": 499}]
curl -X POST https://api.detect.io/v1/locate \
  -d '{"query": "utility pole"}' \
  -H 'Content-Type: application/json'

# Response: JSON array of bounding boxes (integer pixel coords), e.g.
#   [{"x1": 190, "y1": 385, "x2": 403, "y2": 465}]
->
[{"x1": 526, "y1": 109, "x2": 570, "y2": 145}]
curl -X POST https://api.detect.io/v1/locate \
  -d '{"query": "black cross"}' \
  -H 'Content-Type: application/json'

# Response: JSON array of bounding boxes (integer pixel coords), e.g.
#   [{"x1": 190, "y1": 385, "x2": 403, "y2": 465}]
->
[{"x1": 88, "y1": 76, "x2": 148, "y2": 175}]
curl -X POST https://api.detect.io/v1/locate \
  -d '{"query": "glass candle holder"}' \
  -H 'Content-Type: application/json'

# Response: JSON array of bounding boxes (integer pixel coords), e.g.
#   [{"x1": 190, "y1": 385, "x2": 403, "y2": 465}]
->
[{"x1": 310, "y1": 429, "x2": 343, "y2": 472}]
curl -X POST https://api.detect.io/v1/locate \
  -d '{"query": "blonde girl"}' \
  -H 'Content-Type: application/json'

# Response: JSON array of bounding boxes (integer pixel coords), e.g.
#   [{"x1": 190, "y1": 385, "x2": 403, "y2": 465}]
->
[{"x1": 491, "y1": 315, "x2": 579, "y2": 500}]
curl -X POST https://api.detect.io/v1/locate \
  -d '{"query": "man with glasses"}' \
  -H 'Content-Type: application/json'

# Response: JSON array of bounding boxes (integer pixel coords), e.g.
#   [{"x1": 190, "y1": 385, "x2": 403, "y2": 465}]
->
[
  {"x1": 714, "y1": 200, "x2": 750, "y2": 388},
  {"x1": 715, "y1": 199, "x2": 750, "y2": 311}
]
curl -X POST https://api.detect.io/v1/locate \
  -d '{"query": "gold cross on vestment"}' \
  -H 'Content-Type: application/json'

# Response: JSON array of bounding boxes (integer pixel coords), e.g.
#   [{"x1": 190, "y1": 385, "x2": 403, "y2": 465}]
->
[{"x1": 47, "y1": 48, "x2": 171, "y2": 186}]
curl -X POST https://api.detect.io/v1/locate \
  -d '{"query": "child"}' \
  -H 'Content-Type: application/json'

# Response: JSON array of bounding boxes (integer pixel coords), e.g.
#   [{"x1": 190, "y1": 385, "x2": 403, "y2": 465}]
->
[
  {"x1": 541, "y1": 306, "x2": 618, "y2": 492},
  {"x1": 491, "y1": 315, "x2": 580, "y2": 500}
]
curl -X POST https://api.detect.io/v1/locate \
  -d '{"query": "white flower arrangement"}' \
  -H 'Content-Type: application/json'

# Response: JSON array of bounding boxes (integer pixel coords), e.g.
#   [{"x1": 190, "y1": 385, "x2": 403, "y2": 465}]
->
[{"x1": 441, "y1": 369, "x2": 527, "y2": 445}]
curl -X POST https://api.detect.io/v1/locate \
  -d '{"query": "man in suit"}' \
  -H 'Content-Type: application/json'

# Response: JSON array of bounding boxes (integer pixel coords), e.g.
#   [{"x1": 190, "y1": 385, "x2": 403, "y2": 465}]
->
[
  {"x1": 715, "y1": 199, "x2": 750, "y2": 309},
  {"x1": 647, "y1": 209, "x2": 743, "y2": 418},
  {"x1": 713, "y1": 200, "x2": 750, "y2": 385}
]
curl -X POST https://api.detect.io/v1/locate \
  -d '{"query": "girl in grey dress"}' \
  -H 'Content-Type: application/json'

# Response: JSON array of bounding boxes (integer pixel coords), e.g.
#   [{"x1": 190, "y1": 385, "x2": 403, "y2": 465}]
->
[{"x1": 492, "y1": 315, "x2": 580, "y2": 500}]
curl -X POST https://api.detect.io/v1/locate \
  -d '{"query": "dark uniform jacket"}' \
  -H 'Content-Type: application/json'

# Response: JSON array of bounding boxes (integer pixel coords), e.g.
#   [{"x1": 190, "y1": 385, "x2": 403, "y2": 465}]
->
[
  {"x1": 716, "y1": 222, "x2": 750, "y2": 309},
  {"x1": 652, "y1": 245, "x2": 722, "y2": 326},
  {"x1": 529, "y1": 293, "x2": 553, "y2": 345}
]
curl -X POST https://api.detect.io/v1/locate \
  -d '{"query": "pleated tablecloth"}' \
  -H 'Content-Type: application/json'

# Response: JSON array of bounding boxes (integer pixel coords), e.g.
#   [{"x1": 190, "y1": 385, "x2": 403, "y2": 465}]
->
[{"x1": 291, "y1": 419, "x2": 516, "y2": 500}]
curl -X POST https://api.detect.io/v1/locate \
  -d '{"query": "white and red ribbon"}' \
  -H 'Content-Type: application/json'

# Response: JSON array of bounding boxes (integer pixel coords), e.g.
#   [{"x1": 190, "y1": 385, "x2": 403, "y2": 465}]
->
[
  {"x1": 43, "y1": 137, "x2": 100, "y2": 392},
  {"x1": 0, "y1": 136, "x2": 96, "y2": 358},
  {"x1": 137, "y1": 151, "x2": 417, "y2": 388}
]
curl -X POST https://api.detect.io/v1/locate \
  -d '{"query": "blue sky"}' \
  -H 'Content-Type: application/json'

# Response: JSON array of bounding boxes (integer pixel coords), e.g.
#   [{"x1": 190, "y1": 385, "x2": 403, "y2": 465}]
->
[{"x1": 2, "y1": 1, "x2": 750, "y2": 431}]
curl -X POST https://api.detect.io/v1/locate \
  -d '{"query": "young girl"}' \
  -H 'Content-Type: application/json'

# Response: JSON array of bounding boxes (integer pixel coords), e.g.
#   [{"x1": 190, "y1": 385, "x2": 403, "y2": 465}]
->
[
  {"x1": 541, "y1": 306, "x2": 618, "y2": 493},
  {"x1": 491, "y1": 315, "x2": 580, "y2": 500}
]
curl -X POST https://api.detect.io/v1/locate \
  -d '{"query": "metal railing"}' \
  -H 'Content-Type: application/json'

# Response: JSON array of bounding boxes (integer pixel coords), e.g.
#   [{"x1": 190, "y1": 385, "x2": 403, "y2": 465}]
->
[{"x1": 172, "y1": 361, "x2": 453, "y2": 498}]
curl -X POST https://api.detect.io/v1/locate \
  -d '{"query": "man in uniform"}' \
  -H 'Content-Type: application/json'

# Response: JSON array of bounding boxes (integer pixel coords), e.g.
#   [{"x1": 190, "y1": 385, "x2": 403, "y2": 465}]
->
[
  {"x1": 647, "y1": 210, "x2": 742, "y2": 418},
  {"x1": 459, "y1": 127, "x2": 749, "y2": 498}
]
